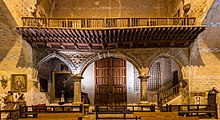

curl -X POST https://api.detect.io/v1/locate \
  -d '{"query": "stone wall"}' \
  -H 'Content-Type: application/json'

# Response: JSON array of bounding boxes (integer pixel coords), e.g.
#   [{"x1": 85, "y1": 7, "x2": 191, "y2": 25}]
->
[
  {"x1": 0, "y1": 0, "x2": 36, "y2": 105},
  {"x1": 52, "y1": 0, "x2": 169, "y2": 18},
  {"x1": 188, "y1": 0, "x2": 220, "y2": 105}
]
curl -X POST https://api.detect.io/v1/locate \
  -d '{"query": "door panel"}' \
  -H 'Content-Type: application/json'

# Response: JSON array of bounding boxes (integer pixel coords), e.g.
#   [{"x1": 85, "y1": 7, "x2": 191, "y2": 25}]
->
[
  {"x1": 95, "y1": 58, "x2": 126, "y2": 105},
  {"x1": 96, "y1": 86, "x2": 109, "y2": 105}
]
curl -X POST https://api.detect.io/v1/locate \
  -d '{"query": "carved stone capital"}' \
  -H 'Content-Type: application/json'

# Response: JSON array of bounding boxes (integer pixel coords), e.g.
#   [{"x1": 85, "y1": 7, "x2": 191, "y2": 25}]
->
[
  {"x1": 138, "y1": 75, "x2": 150, "y2": 82},
  {"x1": 72, "y1": 74, "x2": 83, "y2": 82}
]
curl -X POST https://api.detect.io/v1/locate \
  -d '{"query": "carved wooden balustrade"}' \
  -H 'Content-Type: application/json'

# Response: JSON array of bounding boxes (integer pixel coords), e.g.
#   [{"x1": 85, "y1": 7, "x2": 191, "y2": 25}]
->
[{"x1": 21, "y1": 17, "x2": 196, "y2": 28}]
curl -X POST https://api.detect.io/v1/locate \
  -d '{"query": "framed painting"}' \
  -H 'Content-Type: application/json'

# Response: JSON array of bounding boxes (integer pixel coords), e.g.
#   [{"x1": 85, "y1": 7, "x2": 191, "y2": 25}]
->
[
  {"x1": 11, "y1": 74, "x2": 27, "y2": 92},
  {"x1": 51, "y1": 71, "x2": 74, "y2": 102}
]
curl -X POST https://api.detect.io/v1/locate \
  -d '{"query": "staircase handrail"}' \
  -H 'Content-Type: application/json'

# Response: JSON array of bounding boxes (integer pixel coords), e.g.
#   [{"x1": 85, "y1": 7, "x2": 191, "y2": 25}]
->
[{"x1": 159, "y1": 83, "x2": 181, "y2": 104}]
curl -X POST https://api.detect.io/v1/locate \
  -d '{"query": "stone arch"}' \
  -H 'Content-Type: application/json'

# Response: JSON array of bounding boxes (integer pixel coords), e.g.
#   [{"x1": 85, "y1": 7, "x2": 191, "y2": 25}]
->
[
  {"x1": 79, "y1": 52, "x2": 142, "y2": 75},
  {"x1": 33, "y1": 53, "x2": 76, "y2": 79},
  {"x1": 147, "y1": 53, "x2": 187, "y2": 80},
  {"x1": 147, "y1": 53, "x2": 186, "y2": 68}
]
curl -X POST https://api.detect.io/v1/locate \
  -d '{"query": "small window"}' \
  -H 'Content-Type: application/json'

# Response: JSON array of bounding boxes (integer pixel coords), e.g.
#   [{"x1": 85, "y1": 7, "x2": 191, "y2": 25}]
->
[{"x1": 148, "y1": 62, "x2": 161, "y2": 91}]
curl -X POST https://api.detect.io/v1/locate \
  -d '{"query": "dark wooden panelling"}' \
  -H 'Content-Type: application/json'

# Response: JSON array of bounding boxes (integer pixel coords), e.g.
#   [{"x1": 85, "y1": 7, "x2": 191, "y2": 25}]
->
[{"x1": 95, "y1": 58, "x2": 126, "y2": 105}]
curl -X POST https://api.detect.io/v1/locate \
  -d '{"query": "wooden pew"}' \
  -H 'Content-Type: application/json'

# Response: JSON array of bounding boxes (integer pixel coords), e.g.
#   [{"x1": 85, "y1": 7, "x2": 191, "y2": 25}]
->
[
  {"x1": 18, "y1": 118, "x2": 78, "y2": 120},
  {"x1": 167, "y1": 104, "x2": 218, "y2": 119},
  {"x1": 19, "y1": 104, "x2": 83, "y2": 118},
  {"x1": 18, "y1": 113, "x2": 84, "y2": 120},
  {"x1": 141, "y1": 116, "x2": 199, "y2": 120},
  {"x1": 134, "y1": 111, "x2": 178, "y2": 119},
  {"x1": 95, "y1": 104, "x2": 155, "y2": 119},
  {"x1": 38, "y1": 112, "x2": 84, "y2": 118},
  {"x1": 133, "y1": 111, "x2": 179, "y2": 117}
]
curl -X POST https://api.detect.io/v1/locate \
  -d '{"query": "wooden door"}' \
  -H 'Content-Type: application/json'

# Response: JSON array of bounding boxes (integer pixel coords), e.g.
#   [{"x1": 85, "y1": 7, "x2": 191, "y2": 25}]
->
[
  {"x1": 173, "y1": 70, "x2": 179, "y2": 87},
  {"x1": 95, "y1": 58, "x2": 126, "y2": 105}
]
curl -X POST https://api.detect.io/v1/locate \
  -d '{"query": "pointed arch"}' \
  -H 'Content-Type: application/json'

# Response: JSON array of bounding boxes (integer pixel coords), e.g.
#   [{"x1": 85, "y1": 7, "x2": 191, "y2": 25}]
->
[
  {"x1": 33, "y1": 53, "x2": 76, "y2": 79},
  {"x1": 147, "y1": 53, "x2": 186, "y2": 68}
]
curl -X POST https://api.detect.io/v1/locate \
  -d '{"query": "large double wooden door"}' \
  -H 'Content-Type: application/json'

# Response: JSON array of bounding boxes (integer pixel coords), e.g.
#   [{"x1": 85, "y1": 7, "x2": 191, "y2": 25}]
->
[{"x1": 95, "y1": 58, "x2": 127, "y2": 105}]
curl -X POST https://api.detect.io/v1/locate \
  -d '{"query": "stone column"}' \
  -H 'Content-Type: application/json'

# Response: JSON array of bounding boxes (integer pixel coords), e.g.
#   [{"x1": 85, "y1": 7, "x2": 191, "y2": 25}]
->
[
  {"x1": 73, "y1": 74, "x2": 83, "y2": 104},
  {"x1": 138, "y1": 75, "x2": 150, "y2": 104}
]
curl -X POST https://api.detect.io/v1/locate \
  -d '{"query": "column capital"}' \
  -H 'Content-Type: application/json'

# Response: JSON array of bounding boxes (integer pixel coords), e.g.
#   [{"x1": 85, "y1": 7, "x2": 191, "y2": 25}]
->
[
  {"x1": 138, "y1": 75, "x2": 150, "y2": 81},
  {"x1": 71, "y1": 74, "x2": 83, "y2": 79}
]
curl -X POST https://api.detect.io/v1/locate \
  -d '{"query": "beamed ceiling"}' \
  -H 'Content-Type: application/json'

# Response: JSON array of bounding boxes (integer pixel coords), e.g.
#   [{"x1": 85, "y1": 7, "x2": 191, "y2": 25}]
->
[{"x1": 16, "y1": 26, "x2": 205, "y2": 50}]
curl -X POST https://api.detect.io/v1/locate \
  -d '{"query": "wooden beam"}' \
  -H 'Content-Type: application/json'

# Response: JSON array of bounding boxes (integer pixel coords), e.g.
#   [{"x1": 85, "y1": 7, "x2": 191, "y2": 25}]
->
[
  {"x1": 60, "y1": 44, "x2": 65, "y2": 49},
  {"x1": 102, "y1": 43, "x2": 108, "y2": 49},
  {"x1": 88, "y1": 43, "x2": 92, "y2": 49},
  {"x1": 169, "y1": 42, "x2": 176, "y2": 47},
  {"x1": 74, "y1": 43, "x2": 79, "y2": 49},
  {"x1": 129, "y1": 42, "x2": 133, "y2": 48},
  {"x1": 46, "y1": 43, "x2": 52, "y2": 48}
]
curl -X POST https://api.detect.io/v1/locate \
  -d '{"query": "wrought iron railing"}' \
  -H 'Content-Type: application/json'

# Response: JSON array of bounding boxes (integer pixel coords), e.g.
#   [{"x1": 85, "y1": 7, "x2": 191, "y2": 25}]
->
[{"x1": 21, "y1": 17, "x2": 196, "y2": 28}]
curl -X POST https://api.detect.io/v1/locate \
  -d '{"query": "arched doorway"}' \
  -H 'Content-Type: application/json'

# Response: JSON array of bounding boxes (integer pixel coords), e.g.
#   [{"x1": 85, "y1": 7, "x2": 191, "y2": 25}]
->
[
  {"x1": 82, "y1": 57, "x2": 141, "y2": 106},
  {"x1": 94, "y1": 58, "x2": 127, "y2": 105},
  {"x1": 38, "y1": 58, "x2": 74, "y2": 103},
  {"x1": 148, "y1": 56, "x2": 183, "y2": 104}
]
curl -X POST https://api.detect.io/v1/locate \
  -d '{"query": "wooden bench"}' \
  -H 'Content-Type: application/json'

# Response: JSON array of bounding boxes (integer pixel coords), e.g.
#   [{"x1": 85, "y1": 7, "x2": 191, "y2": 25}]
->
[
  {"x1": 0, "y1": 109, "x2": 20, "y2": 119},
  {"x1": 134, "y1": 111, "x2": 179, "y2": 117},
  {"x1": 18, "y1": 113, "x2": 84, "y2": 120},
  {"x1": 20, "y1": 111, "x2": 38, "y2": 118},
  {"x1": 133, "y1": 112, "x2": 179, "y2": 120},
  {"x1": 19, "y1": 104, "x2": 83, "y2": 119},
  {"x1": 141, "y1": 116, "x2": 199, "y2": 120},
  {"x1": 18, "y1": 118, "x2": 78, "y2": 120},
  {"x1": 39, "y1": 113, "x2": 83, "y2": 120},
  {"x1": 95, "y1": 104, "x2": 155, "y2": 119},
  {"x1": 166, "y1": 104, "x2": 218, "y2": 119}
]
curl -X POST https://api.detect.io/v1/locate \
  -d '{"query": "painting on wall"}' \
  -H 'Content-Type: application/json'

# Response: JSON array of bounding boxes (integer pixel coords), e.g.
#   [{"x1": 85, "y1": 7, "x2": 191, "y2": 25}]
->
[
  {"x1": 11, "y1": 74, "x2": 27, "y2": 92},
  {"x1": 53, "y1": 72, "x2": 74, "y2": 99}
]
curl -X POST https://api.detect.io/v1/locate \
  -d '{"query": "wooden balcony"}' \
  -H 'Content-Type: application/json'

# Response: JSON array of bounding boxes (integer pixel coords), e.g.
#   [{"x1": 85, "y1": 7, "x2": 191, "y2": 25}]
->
[
  {"x1": 21, "y1": 17, "x2": 196, "y2": 28},
  {"x1": 16, "y1": 17, "x2": 205, "y2": 50}
]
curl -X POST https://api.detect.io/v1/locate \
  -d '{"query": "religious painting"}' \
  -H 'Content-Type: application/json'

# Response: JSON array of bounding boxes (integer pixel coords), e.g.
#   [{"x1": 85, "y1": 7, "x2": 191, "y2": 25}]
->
[
  {"x1": 11, "y1": 74, "x2": 27, "y2": 92},
  {"x1": 52, "y1": 72, "x2": 74, "y2": 101}
]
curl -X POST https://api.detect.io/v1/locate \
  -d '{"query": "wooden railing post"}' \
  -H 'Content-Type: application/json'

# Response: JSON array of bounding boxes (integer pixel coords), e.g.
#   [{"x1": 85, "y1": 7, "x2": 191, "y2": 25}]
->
[
  {"x1": 66, "y1": 18, "x2": 68, "y2": 28},
  {"x1": 130, "y1": 18, "x2": 132, "y2": 27}
]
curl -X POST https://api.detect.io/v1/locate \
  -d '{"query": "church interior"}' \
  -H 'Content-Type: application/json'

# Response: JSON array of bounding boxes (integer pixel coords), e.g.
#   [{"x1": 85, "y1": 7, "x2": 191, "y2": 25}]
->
[{"x1": 0, "y1": 0, "x2": 220, "y2": 119}]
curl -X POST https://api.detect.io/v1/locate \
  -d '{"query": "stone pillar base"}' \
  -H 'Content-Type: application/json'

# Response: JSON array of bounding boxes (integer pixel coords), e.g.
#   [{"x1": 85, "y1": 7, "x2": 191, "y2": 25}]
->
[{"x1": 83, "y1": 104, "x2": 90, "y2": 118}]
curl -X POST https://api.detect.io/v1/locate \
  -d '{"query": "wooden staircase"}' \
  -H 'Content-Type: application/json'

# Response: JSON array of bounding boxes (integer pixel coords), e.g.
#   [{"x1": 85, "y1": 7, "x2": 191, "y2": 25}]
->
[{"x1": 159, "y1": 80, "x2": 188, "y2": 106}]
